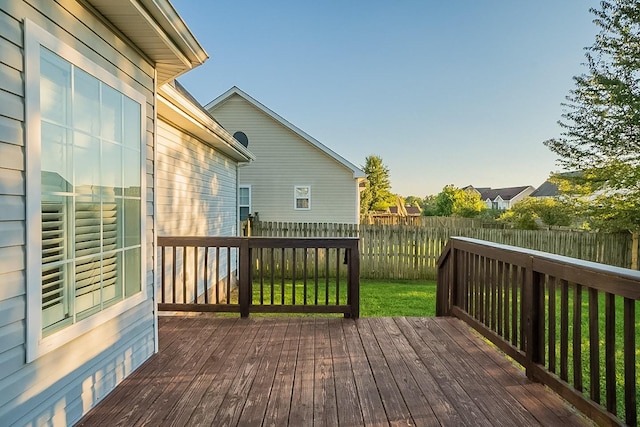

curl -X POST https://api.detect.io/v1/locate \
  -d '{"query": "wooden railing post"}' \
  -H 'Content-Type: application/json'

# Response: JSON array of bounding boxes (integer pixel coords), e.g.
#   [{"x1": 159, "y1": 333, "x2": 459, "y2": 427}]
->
[
  {"x1": 239, "y1": 238, "x2": 251, "y2": 318},
  {"x1": 436, "y1": 241, "x2": 453, "y2": 316},
  {"x1": 346, "y1": 241, "x2": 360, "y2": 319},
  {"x1": 524, "y1": 256, "x2": 544, "y2": 380}
]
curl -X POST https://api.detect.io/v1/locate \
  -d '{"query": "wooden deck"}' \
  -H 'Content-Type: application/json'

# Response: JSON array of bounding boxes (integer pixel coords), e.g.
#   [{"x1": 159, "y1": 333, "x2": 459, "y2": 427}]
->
[{"x1": 77, "y1": 316, "x2": 590, "y2": 426}]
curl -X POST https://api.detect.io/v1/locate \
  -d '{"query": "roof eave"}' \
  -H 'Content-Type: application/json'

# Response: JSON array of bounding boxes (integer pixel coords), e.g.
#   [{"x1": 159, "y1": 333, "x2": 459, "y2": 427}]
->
[
  {"x1": 158, "y1": 83, "x2": 255, "y2": 163},
  {"x1": 84, "y1": 0, "x2": 208, "y2": 83}
]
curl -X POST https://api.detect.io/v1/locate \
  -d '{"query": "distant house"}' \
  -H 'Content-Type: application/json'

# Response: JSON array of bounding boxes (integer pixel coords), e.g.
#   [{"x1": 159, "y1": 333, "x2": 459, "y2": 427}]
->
[
  {"x1": 206, "y1": 87, "x2": 366, "y2": 224},
  {"x1": 530, "y1": 180, "x2": 559, "y2": 198},
  {"x1": 476, "y1": 186, "x2": 535, "y2": 210},
  {"x1": 388, "y1": 205, "x2": 422, "y2": 216},
  {"x1": 0, "y1": 1, "x2": 253, "y2": 425}
]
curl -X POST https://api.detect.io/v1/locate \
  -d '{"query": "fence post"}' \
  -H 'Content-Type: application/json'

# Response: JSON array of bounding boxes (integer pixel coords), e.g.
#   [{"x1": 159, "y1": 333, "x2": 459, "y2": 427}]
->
[
  {"x1": 346, "y1": 241, "x2": 360, "y2": 319},
  {"x1": 239, "y1": 238, "x2": 251, "y2": 318}
]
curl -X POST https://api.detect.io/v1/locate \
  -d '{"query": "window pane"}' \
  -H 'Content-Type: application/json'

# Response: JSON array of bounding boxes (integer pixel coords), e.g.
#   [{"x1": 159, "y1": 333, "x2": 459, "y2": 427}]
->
[
  {"x1": 41, "y1": 123, "x2": 71, "y2": 193},
  {"x1": 296, "y1": 187, "x2": 309, "y2": 198},
  {"x1": 240, "y1": 206, "x2": 249, "y2": 221},
  {"x1": 123, "y1": 97, "x2": 141, "y2": 149},
  {"x1": 102, "y1": 141, "x2": 122, "y2": 196},
  {"x1": 75, "y1": 196, "x2": 101, "y2": 258},
  {"x1": 102, "y1": 84, "x2": 122, "y2": 142},
  {"x1": 42, "y1": 194, "x2": 70, "y2": 264},
  {"x1": 102, "y1": 251, "x2": 123, "y2": 306},
  {"x1": 123, "y1": 199, "x2": 141, "y2": 248},
  {"x1": 73, "y1": 68, "x2": 100, "y2": 134},
  {"x1": 239, "y1": 187, "x2": 250, "y2": 205},
  {"x1": 73, "y1": 133, "x2": 100, "y2": 194},
  {"x1": 123, "y1": 148, "x2": 140, "y2": 197},
  {"x1": 40, "y1": 48, "x2": 70, "y2": 125},
  {"x1": 102, "y1": 198, "x2": 122, "y2": 251},
  {"x1": 124, "y1": 247, "x2": 141, "y2": 297},
  {"x1": 296, "y1": 199, "x2": 309, "y2": 209},
  {"x1": 42, "y1": 261, "x2": 70, "y2": 331},
  {"x1": 75, "y1": 255, "x2": 102, "y2": 317}
]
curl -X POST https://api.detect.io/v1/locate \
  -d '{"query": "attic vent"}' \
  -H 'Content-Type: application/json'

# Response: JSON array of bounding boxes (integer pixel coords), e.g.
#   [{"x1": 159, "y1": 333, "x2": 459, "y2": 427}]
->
[{"x1": 233, "y1": 131, "x2": 249, "y2": 147}]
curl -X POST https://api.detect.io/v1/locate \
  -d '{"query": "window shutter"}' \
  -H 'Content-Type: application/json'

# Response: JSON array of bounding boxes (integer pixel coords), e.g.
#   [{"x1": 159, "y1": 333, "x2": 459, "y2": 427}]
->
[{"x1": 41, "y1": 201, "x2": 67, "y2": 329}]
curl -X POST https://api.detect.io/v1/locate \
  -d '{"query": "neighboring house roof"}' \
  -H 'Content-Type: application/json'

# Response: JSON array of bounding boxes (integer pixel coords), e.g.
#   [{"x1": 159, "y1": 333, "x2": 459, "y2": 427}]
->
[
  {"x1": 479, "y1": 186, "x2": 534, "y2": 201},
  {"x1": 158, "y1": 81, "x2": 255, "y2": 163},
  {"x1": 387, "y1": 205, "x2": 421, "y2": 216},
  {"x1": 530, "y1": 180, "x2": 559, "y2": 197},
  {"x1": 205, "y1": 87, "x2": 366, "y2": 179},
  {"x1": 85, "y1": 0, "x2": 208, "y2": 83}
]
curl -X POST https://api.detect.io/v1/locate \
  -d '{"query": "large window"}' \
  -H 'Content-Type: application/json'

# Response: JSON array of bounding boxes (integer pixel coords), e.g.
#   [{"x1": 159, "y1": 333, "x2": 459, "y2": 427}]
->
[
  {"x1": 294, "y1": 186, "x2": 311, "y2": 210},
  {"x1": 239, "y1": 186, "x2": 251, "y2": 220},
  {"x1": 26, "y1": 21, "x2": 146, "y2": 360}
]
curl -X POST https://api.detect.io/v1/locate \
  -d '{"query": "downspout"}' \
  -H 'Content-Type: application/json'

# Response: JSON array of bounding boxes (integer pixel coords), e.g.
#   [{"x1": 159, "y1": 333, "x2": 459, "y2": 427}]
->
[{"x1": 152, "y1": 69, "x2": 159, "y2": 353}]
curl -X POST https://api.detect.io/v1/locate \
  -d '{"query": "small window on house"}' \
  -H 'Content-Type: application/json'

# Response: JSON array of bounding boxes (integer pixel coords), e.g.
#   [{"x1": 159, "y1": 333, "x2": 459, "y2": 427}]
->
[
  {"x1": 239, "y1": 186, "x2": 251, "y2": 220},
  {"x1": 294, "y1": 186, "x2": 311, "y2": 210},
  {"x1": 233, "y1": 131, "x2": 249, "y2": 148}
]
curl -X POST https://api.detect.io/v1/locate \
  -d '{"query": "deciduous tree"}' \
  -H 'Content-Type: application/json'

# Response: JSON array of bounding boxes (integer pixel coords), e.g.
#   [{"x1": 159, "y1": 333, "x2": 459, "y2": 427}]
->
[{"x1": 543, "y1": 0, "x2": 640, "y2": 233}]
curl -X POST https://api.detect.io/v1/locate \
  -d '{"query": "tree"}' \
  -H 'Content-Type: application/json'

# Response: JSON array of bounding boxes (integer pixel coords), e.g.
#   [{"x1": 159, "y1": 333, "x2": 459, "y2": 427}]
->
[
  {"x1": 433, "y1": 185, "x2": 486, "y2": 217},
  {"x1": 543, "y1": 0, "x2": 640, "y2": 233},
  {"x1": 434, "y1": 185, "x2": 456, "y2": 216},
  {"x1": 360, "y1": 155, "x2": 395, "y2": 214},
  {"x1": 498, "y1": 197, "x2": 573, "y2": 230}
]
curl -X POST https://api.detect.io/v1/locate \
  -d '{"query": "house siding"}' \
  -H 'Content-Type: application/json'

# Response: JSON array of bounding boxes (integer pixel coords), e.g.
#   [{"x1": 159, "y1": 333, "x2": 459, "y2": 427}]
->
[
  {"x1": 156, "y1": 120, "x2": 239, "y2": 302},
  {"x1": 0, "y1": 1, "x2": 156, "y2": 425},
  {"x1": 210, "y1": 95, "x2": 360, "y2": 224}
]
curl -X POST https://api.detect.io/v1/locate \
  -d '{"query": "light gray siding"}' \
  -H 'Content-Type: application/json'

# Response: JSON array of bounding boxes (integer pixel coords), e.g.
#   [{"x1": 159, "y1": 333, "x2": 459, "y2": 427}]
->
[
  {"x1": 156, "y1": 120, "x2": 239, "y2": 301},
  {"x1": 0, "y1": 0, "x2": 156, "y2": 425},
  {"x1": 210, "y1": 95, "x2": 360, "y2": 224}
]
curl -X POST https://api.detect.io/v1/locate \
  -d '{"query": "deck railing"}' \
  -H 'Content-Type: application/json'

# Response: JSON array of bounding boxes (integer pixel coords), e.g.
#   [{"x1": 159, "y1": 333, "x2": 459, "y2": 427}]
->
[
  {"x1": 157, "y1": 236, "x2": 360, "y2": 318},
  {"x1": 436, "y1": 237, "x2": 639, "y2": 427}
]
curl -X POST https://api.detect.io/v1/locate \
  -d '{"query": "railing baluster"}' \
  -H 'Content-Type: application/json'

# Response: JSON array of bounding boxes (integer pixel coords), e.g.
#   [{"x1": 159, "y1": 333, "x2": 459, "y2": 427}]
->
[
  {"x1": 182, "y1": 246, "x2": 187, "y2": 303},
  {"x1": 270, "y1": 248, "x2": 275, "y2": 305},
  {"x1": 292, "y1": 248, "x2": 296, "y2": 305},
  {"x1": 623, "y1": 297, "x2": 636, "y2": 426},
  {"x1": 548, "y1": 276, "x2": 556, "y2": 374},
  {"x1": 303, "y1": 248, "x2": 308, "y2": 305},
  {"x1": 172, "y1": 246, "x2": 177, "y2": 304},
  {"x1": 604, "y1": 292, "x2": 615, "y2": 414},
  {"x1": 314, "y1": 247, "x2": 319, "y2": 306},
  {"x1": 203, "y1": 247, "x2": 208, "y2": 304},
  {"x1": 588, "y1": 287, "x2": 600, "y2": 403},
  {"x1": 573, "y1": 283, "x2": 583, "y2": 392},
  {"x1": 161, "y1": 246, "x2": 166, "y2": 304},
  {"x1": 335, "y1": 248, "x2": 340, "y2": 305},
  {"x1": 325, "y1": 248, "x2": 330, "y2": 306},
  {"x1": 193, "y1": 246, "x2": 198, "y2": 303},
  {"x1": 281, "y1": 248, "x2": 285, "y2": 305},
  {"x1": 226, "y1": 246, "x2": 231, "y2": 304},
  {"x1": 215, "y1": 247, "x2": 220, "y2": 304},
  {"x1": 259, "y1": 247, "x2": 264, "y2": 305},
  {"x1": 560, "y1": 279, "x2": 569, "y2": 381}
]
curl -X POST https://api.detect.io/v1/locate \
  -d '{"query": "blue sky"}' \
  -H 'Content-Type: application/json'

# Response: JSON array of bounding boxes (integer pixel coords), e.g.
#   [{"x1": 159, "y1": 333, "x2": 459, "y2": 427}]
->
[{"x1": 173, "y1": 1, "x2": 600, "y2": 196}]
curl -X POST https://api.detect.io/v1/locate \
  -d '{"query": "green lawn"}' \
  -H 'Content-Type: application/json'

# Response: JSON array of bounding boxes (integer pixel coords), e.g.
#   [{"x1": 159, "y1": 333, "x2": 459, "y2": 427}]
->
[
  {"x1": 359, "y1": 279, "x2": 436, "y2": 317},
  {"x1": 244, "y1": 278, "x2": 436, "y2": 317}
]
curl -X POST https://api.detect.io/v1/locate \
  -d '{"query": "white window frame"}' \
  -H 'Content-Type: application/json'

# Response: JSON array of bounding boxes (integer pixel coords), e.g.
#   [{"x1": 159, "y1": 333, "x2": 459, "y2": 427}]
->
[
  {"x1": 294, "y1": 185, "x2": 311, "y2": 210},
  {"x1": 25, "y1": 20, "x2": 147, "y2": 362},
  {"x1": 239, "y1": 185, "x2": 251, "y2": 220}
]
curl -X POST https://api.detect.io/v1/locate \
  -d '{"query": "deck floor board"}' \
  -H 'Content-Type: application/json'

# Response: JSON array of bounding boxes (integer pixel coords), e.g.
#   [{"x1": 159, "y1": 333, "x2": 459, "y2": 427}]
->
[{"x1": 77, "y1": 316, "x2": 591, "y2": 427}]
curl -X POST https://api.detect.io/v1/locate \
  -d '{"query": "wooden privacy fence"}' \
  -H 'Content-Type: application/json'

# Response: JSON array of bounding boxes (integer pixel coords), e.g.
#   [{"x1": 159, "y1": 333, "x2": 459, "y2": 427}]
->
[
  {"x1": 157, "y1": 236, "x2": 360, "y2": 318},
  {"x1": 436, "y1": 237, "x2": 639, "y2": 427},
  {"x1": 248, "y1": 221, "x2": 633, "y2": 280}
]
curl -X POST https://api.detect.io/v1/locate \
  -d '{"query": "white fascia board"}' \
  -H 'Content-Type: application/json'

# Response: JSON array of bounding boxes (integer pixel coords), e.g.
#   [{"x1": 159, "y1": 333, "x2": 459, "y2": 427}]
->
[
  {"x1": 140, "y1": 0, "x2": 208, "y2": 66},
  {"x1": 206, "y1": 87, "x2": 366, "y2": 179},
  {"x1": 159, "y1": 84, "x2": 255, "y2": 162}
]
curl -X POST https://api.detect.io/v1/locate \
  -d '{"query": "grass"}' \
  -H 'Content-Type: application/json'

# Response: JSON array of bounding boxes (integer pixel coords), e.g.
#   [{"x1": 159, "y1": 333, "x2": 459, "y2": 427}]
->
[{"x1": 220, "y1": 278, "x2": 437, "y2": 318}]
